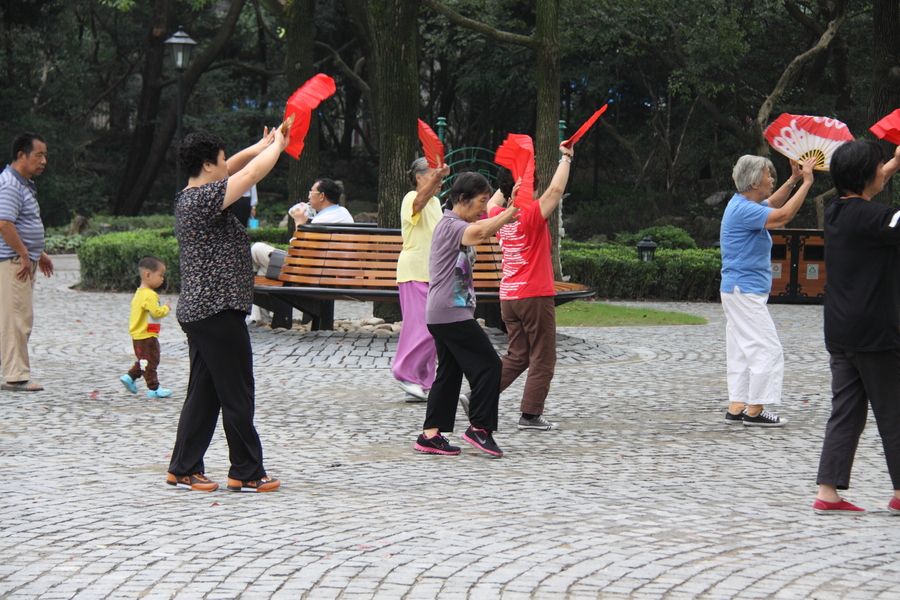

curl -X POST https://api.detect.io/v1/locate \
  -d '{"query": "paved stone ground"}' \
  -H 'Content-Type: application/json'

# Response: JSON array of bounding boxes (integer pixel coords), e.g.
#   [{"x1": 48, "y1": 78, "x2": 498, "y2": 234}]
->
[{"x1": 2, "y1": 255, "x2": 898, "y2": 599}]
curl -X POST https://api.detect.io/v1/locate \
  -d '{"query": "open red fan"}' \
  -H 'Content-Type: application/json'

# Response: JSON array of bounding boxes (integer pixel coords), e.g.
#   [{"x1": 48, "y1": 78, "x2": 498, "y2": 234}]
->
[
  {"x1": 417, "y1": 119, "x2": 445, "y2": 168},
  {"x1": 562, "y1": 103, "x2": 608, "y2": 148},
  {"x1": 764, "y1": 113, "x2": 854, "y2": 171},
  {"x1": 494, "y1": 133, "x2": 535, "y2": 207},
  {"x1": 283, "y1": 73, "x2": 337, "y2": 159},
  {"x1": 870, "y1": 109, "x2": 900, "y2": 146}
]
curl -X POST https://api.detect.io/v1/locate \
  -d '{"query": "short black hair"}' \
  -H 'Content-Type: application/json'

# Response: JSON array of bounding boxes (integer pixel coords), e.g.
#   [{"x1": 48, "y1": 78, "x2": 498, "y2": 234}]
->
[
  {"x1": 314, "y1": 178, "x2": 343, "y2": 204},
  {"x1": 11, "y1": 132, "x2": 45, "y2": 161},
  {"x1": 138, "y1": 256, "x2": 165, "y2": 272},
  {"x1": 831, "y1": 140, "x2": 885, "y2": 196},
  {"x1": 496, "y1": 167, "x2": 514, "y2": 199},
  {"x1": 178, "y1": 131, "x2": 226, "y2": 178},
  {"x1": 449, "y1": 171, "x2": 492, "y2": 207}
]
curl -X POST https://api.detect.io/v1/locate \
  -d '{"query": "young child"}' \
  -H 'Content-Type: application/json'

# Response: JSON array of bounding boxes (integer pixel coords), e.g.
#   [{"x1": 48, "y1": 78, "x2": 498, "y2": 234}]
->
[{"x1": 120, "y1": 256, "x2": 172, "y2": 398}]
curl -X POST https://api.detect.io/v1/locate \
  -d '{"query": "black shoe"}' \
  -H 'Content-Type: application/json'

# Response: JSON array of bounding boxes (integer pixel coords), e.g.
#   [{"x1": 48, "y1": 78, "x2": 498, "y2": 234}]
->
[
  {"x1": 725, "y1": 410, "x2": 744, "y2": 425},
  {"x1": 742, "y1": 409, "x2": 785, "y2": 427},
  {"x1": 462, "y1": 425, "x2": 503, "y2": 458},
  {"x1": 413, "y1": 433, "x2": 461, "y2": 455}
]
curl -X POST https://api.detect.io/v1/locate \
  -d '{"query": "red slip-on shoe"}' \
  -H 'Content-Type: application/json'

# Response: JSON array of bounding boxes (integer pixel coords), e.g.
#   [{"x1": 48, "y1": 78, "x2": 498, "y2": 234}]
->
[
  {"x1": 888, "y1": 497, "x2": 900, "y2": 514},
  {"x1": 812, "y1": 498, "x2": 865, "y2": 515}
]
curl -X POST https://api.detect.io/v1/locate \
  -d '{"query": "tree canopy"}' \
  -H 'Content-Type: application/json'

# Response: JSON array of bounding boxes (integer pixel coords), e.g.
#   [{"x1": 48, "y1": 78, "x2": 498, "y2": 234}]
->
[{"x1": 1, "y1": 0, "x2": 896, "y2": 241}]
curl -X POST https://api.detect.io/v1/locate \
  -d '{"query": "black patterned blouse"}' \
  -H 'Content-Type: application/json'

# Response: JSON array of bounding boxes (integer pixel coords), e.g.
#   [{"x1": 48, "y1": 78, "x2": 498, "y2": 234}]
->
[{"x1": 175, "y1": 178, "x2": 253, "y2": 323}]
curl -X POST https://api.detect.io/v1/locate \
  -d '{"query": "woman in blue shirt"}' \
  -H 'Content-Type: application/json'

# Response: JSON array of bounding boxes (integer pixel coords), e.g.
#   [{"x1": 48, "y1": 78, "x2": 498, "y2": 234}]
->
[{"x1": 719, "y1": 155, "x2": 814, "y2": 427}]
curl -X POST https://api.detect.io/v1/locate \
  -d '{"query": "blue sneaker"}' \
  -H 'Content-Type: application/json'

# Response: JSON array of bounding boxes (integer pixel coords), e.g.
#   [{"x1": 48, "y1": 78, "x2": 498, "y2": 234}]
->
[
  {"x1": 120, "y1": 374, "x2": 137, "y2": 394},
  {"x1": 147, "y1": 387, "x2": 172, "y2": 398}
]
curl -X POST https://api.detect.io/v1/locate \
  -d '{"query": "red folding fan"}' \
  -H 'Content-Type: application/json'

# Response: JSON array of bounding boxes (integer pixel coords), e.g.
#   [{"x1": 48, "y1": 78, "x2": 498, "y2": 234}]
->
[
  {"x1": 764, "y1": 113, "x2": 854, "y2": 171},
  {"x1": 562, "y1": 103, "x2": 608, "y2": 148},
  {"x1": 417, "y1": 119, "x2": 445, "y2": 168},
  {"x1": 494, "y1": 133, "x2": 535, "y2": 207},
  {"x1": 870, "y1": 109, "x2": 900, "y2": 146},
  {"x1": 283, "y1": 73, "x2": 337, "y2": 159}
]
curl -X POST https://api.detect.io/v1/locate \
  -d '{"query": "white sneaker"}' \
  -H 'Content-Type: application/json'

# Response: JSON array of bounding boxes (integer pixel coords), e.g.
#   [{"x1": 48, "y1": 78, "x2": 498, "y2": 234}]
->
[{"x1": 398, "y1": 380, "x2": 427, "y2": 400}]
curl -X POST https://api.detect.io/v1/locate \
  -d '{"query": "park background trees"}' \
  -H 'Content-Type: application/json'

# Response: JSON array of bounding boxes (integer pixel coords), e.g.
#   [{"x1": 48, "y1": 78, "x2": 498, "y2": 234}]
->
[{"x1": 1, "y1": 0, "x2": 896, "y2": 246}]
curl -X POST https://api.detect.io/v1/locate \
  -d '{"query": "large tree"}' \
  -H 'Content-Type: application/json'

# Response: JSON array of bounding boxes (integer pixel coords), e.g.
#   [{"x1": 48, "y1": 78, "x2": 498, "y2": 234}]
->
[{"x1": 344, "y1": 0, "x2": 421, "y2": 229}]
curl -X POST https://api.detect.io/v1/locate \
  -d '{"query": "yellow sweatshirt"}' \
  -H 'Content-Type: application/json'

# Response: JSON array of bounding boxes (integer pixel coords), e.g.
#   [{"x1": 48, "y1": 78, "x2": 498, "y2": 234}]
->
[{"x1": 128, "y1": 287, "x2": 170, "y2": 340}]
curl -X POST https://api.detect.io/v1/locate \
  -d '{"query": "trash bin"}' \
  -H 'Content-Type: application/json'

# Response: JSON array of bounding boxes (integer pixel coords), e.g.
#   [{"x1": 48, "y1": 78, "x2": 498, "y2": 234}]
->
[{"x1": 769, "y1": 228, "x2": 825, "y2": 304}]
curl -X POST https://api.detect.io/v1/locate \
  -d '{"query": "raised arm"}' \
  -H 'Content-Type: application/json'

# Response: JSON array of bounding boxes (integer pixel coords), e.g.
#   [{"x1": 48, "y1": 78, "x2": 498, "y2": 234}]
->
[
  {"x1": 461, "y1": 205, "x2": 519, "y2": 246},
  {"x1": 765, "y1": 158, "x2": 815, "y2": 229},
  {"x1": 766, "y1": 160, "x2": 803, "y2": 208},
  {"x1": 538, "y1": 144, "x2": 574, "y2": 219},
  {"x1": 223, "y1": 127, "x2": 289, "y2": 209},
  {"x1": 882, "y1": 145, "x2": 900, "y2": 180},
  {"x1": 412, "y1": 164, "x2": 450, "y2": 216},
  {"x1": 226, "y1": 127, "x2": 276, "y2": 175}
]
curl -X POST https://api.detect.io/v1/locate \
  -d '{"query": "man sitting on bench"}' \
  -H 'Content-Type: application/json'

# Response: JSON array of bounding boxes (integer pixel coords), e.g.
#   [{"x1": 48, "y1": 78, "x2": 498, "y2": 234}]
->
[{"x1": 250, "y1": 178, "x2": 354, "y2": 324}]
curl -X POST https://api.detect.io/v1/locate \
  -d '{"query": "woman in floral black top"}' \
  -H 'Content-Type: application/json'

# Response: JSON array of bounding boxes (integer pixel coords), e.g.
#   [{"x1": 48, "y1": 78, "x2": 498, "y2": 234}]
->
[{"x1": 166, "y1": 127, "x2": 288, "y2": 493}]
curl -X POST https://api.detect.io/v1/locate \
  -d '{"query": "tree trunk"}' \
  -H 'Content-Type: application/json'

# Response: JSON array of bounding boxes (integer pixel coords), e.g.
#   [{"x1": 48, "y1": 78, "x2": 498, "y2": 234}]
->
[
  {"x1": 352, "y1": 0, "x2": 420, "y2": 229},
  {"x1": 535, "y1": 0, "x2": 563, "y2": 279},
  {"x1": 871, "y1": 0, "x2": 900, "y2": 202},
  {"x1": 285, "y1": 0, "x2": 319, "y2": 206},
  {"x1": 115, "y1": 0, "x2": 248, "y2": 216},
  {"x1": 112, "y1": 0, "x2": 172, "y2": 214}
]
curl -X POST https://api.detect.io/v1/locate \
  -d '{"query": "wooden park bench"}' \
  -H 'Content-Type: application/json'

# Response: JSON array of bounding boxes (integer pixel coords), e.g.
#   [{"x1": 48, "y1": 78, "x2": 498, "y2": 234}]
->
[{"x1": 252, "y1": 223, "x2": 595, "y2": 330}]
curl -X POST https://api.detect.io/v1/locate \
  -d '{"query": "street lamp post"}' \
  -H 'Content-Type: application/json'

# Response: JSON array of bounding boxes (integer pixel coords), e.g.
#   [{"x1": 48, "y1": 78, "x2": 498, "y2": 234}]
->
[
  {"x1": 164, "y1": 28, "x2": 197, "y2": 193},
  {"x1": 637, "y1": 236, "x2": 658, "y2": 262}
]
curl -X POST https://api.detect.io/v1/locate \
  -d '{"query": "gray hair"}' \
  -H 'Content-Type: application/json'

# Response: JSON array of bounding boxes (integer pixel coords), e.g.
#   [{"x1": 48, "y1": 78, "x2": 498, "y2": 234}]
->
[
  {"x1": 408, "y1": 157, "x2": 430, "y2": 187},
  {"x1": 732, "y1": 155, "x2": 775, "y2": 193}
]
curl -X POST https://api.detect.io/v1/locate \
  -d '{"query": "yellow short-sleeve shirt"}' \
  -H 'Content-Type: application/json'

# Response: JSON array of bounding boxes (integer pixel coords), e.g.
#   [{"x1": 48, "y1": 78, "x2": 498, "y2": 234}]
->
[{"x1": 396, "y1": 190, "x2": 442, "y2": 283}]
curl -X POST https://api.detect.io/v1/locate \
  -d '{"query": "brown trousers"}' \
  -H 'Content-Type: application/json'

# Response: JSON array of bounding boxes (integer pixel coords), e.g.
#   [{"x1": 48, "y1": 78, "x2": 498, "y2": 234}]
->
[
  {"x1": 499, "y1": 296, "x2": 556, "y2": 415},
  {"x1": 128, "y1": 337, "x2": 161, "y2": 390},
  {"x1": 0, "y1": 258, "x2": 36, "y2": 383}
]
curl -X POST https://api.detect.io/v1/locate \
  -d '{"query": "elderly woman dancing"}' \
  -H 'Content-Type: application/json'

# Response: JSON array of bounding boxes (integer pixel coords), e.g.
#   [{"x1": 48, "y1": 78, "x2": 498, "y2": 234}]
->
[
  {"x1": 413, "y1": 172, "x2": 518, "y2": 458},
  {"x1": 719, "y1": 155, "x2": 814, "y2": 427}
]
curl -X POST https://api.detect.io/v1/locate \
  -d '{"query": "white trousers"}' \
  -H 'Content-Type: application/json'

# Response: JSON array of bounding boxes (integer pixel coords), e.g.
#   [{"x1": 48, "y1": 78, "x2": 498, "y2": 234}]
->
[{"x1": 721, "y1": 287, "x2": 783, "y2": 405}]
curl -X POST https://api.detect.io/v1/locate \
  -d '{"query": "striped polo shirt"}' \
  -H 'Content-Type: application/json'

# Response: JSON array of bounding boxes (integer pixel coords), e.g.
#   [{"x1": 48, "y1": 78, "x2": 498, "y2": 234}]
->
[{"x1": 0, "y1": 164, "x2": 44, "y2": 260}]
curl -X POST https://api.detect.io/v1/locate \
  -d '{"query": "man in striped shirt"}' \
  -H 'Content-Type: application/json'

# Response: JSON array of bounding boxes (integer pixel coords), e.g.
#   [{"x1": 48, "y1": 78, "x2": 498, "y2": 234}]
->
[{"x1": 0, "y1": 132, "x2": 53, "y2": 392}]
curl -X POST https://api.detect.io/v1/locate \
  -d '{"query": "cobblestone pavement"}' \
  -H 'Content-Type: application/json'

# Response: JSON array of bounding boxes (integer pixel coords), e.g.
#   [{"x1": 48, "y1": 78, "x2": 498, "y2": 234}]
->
[{"x1": 2, "y1": 255, "x2": 899, "y2": 600}]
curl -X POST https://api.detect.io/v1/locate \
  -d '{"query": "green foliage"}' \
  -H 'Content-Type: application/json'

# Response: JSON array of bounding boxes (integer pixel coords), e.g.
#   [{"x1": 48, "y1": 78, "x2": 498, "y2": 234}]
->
[
  {"x1": 614, "y1": 225, "x2": 697, "y2": 250},
  {"x1": 78, "y1": 230, "x2": 180, "y2": 292},
  {"x1": 561, "y1": 240, "x2": 721, "y2": 301},
  {"x1": 44, "y1": 233, "x2": 86, "y2": 255},
  {"x1": 247, "y1": 227, "x2": 292, "y2": 245}
]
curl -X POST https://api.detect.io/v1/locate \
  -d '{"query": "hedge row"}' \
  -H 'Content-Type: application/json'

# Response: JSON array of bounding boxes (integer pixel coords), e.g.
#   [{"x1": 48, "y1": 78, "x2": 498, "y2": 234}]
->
[
  {"x1": 79, "y1": 232, "x2": 722, "y2": 300},
  {"x1": 560, "y1": 240, "x2": 721, "y2": 301},
  {"x1": 77, "y1": 228, "x2": 291, "y2": 292}
]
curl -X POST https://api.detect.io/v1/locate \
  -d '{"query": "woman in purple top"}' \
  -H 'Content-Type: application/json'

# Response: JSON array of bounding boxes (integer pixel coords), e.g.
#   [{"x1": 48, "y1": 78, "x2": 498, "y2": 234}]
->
[{"x1": 413, "y1": 172, "x2": 518, "y2": 458}]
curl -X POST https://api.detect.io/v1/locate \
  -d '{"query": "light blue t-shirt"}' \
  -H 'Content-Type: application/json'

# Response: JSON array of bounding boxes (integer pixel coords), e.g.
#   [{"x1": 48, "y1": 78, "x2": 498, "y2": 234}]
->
[{"x1": 720, "y1": 193, "x2": 773, "y2": 294}]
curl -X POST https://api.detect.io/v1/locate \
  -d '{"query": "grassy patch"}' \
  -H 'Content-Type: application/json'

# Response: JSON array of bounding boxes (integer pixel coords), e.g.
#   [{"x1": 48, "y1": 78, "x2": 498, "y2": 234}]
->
[{"x1": 555, "y1": 300, "x2": 707, "y2": 327}]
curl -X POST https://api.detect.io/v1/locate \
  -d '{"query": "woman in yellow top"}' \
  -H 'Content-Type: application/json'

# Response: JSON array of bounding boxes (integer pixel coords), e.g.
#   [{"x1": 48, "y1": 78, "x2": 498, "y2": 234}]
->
[{"x1": 392, "y1": 157, "x2": 450, "y2": 400}]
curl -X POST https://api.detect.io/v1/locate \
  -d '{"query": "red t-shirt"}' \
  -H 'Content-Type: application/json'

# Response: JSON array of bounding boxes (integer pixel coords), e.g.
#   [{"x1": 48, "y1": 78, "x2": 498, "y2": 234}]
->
[{"x1": 489, "y1": 200, "x2": 555, "y2": 300}]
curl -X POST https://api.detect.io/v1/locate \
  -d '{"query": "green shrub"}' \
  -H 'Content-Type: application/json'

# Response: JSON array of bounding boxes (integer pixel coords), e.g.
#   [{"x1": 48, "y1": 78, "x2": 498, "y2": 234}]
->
[
  {"x1": 247, "y1": 226, "x2": 292, "y2": 245},
  {"x1": 44, "y1": 233, "x2": 85, "y2": 254},
  {"x1": 78, "y1": 230, "x2": 180, "y2": 292},
  {"x1": 614, "y1": 225, "x2": 697, "y2": 250},
  {"x1": 561, "y1": 240, "x2": 721, "y2": 301}
]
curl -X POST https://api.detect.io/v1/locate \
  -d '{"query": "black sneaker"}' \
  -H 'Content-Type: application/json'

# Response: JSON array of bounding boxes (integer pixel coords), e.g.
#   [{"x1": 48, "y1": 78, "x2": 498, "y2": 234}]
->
[
  {"x1": 725, "y1": 410, "x2": 744, "y2": 425},
  {"x1": 742, "y1": 409, "x2": 785, "y2": 427},
  {"x1": 462, "y1": 426, "x2": 503, "y2": 458},
  {"x1": 413, "y1": 433, "x2": 461, "y2": 456},
  {"x1": 518, "y1": 414, "x2": 554, "y2": 430}
]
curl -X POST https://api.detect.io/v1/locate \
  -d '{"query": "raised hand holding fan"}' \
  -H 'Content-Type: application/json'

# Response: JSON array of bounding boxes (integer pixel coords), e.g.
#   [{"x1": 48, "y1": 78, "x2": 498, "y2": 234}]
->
[
  {"x1": 870, "y1": 109, "x2": 900, "y2": 146},
  {"x1": 283, "y1": 73, "x2": 337, "y2": 159},
  {"x1": 764, "y1": 113, "x2": 854, "y2": 171},
  {"x1": 417, "y1": 119, "x2": 445, "y2": 168}
]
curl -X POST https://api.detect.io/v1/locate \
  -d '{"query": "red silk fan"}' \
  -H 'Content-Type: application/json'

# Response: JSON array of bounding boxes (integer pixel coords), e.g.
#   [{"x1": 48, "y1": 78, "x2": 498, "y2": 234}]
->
[
  {"x1": 562, "y1": 103, "x2": 608, "y2": 148},
  {"x1": 870, "y1": 109, "x2": 900, "y2": 146},
  {"x1": 764, "y1": 113, "x2": 854, "y2": 171},
  {"x1": 283, "y1": 73, "x2": 337, "y2": 159},
  {"x1": 417, "y1": 119, "x2": 445, "y2": 168},
  {"x1": 494, "y1": 133, "x2": 535, "y2": 207}
]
